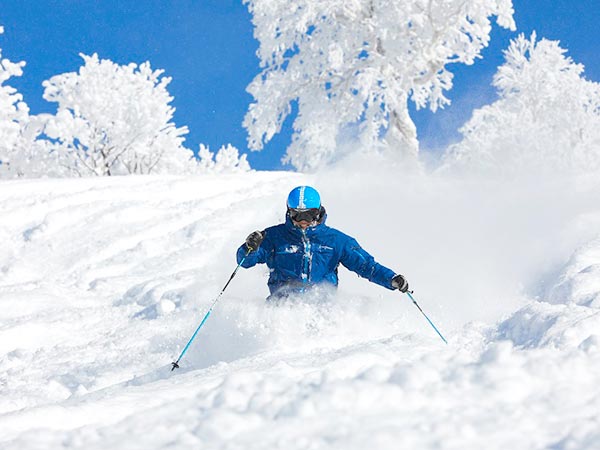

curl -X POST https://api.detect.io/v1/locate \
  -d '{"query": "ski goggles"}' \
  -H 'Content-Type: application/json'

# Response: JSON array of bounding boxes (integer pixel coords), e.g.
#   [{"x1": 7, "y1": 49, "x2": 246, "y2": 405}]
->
[{"x1": 288, "y1": 207, "x2": 321, "y2": 223}]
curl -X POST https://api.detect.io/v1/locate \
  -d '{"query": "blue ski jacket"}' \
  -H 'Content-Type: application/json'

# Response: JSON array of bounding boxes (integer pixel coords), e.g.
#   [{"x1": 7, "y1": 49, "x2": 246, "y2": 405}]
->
[{"x1": 237, "y1": 215, "x2": 396, "y2": 297}]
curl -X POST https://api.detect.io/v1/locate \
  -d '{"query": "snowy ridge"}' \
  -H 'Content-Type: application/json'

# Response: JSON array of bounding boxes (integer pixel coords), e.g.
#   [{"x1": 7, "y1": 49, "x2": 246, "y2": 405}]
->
[
  {"x1": 547, "y1": 234, "x2": 600, "y2": 307},
  {"x1": 1, "y1": 171, "x2": 600, "y2": 449}
]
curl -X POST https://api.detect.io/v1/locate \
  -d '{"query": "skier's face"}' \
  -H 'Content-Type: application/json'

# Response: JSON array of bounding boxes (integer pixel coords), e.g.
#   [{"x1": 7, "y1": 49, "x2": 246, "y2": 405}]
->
[
  {"x1": 288, "y1": 207, "x2": 320, "y2": 230},
  {"x1": 293, "y1": 219, "x2": 313, "y2": 230}
]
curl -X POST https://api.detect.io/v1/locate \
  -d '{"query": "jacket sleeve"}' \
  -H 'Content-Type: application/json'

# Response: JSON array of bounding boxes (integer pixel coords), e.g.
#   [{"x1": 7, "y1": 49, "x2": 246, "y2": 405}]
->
[
  {"x1": 339, "y1": 236, "x2": 396, "y2": 290},
  {"x1": 236, "y1": 242, "x2": 268, "y2": 268}
]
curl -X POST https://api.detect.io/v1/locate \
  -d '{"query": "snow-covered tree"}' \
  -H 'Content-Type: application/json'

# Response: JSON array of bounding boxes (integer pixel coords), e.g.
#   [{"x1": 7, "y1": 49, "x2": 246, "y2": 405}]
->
[
  {"x1": 243, "y1": 0, "x2": 515, "y2": 171},
  {"x1": 0, "y1": 26, "x2": 84, "y2": 179},
  {"x1": 0, "y1": 25, "x2": 30, "y2": 177},
  {"x1": 443, "y1": 33, "x2": 600, "y2": 175},
  {"x1": 197, "y1": 143, "x2": 252, "y2": 173},
  {"x1": 42, "y1": 54, "x2": 192, "y2": 176}
]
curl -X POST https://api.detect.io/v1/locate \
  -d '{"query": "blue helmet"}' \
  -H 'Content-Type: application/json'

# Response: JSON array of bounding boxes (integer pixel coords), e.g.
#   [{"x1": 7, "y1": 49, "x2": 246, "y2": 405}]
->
[{"x1": 287, "y1": 186, "x2": 321, "y2": 209}]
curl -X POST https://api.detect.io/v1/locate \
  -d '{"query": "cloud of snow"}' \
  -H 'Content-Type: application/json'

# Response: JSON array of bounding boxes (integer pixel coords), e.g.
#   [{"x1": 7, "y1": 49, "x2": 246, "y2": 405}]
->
[{"x1": 313, "y1": 157, "x2": 600, "y2": 328}]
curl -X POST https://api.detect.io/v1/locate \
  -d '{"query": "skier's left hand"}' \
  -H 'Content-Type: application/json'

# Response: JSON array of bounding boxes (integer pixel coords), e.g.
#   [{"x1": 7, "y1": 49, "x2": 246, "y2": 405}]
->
[{"x1": 391, "y1": 274, "x2": 409, "y2": 293}]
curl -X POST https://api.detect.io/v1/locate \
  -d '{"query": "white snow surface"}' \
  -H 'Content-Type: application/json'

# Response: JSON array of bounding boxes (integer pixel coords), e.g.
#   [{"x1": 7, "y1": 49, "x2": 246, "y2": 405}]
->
[{"x1": 1, "y1": 167, "x2": 600, "y2": 449}]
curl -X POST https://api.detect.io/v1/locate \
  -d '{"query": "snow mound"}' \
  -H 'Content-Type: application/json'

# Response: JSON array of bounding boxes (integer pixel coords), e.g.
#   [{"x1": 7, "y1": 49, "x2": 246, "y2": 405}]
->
[
  {"x1": 497, "y1": 302, "x2": 600, "y2": 350},
  {"x1": 547, "y1": 234, "x2": 600, "y2": 307}
]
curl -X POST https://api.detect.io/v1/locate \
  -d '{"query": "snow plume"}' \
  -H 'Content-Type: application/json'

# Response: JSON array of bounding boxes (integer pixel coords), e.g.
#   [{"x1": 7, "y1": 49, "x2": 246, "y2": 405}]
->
[
  {"x1": 315, "y1": 161, "x2": 600, "y2": 325},
  {"x1": 2, "y1": 166, "x2": 600, "y2": 449}
]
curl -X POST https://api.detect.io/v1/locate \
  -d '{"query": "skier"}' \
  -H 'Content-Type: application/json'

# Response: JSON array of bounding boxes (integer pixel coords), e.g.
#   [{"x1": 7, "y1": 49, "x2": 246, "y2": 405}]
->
[{"x1": 237, "y1": 185, "x2": 409, "y2": 300}]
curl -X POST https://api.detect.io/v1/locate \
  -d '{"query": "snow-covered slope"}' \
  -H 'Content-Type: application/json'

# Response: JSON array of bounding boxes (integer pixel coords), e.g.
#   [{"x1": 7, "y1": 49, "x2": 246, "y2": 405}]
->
[{"x1": 1, "y1": 169, "x2": 600, "y2": 449}]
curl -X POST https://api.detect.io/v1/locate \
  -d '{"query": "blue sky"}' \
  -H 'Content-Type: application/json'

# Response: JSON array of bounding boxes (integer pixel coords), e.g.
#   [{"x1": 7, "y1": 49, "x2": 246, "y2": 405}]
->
[{"x1": 1, "y1": 0, "x2": 599, "y2": 171}]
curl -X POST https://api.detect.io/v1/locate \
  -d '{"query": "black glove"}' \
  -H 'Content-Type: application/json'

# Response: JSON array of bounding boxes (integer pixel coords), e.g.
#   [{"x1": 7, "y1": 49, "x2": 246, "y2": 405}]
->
[
  {"x1": 245, "y1": 230, "x2": 264, "y2": 251},
  {"x1": 391, "y1": 274, "x2": 409, "y2": 293}
]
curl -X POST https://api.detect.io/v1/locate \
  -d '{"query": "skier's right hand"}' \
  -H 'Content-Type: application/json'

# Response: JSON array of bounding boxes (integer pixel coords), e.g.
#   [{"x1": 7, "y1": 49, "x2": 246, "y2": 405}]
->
[{"x1": 245, "y1": 230, "x2": 264, "y2": 252}]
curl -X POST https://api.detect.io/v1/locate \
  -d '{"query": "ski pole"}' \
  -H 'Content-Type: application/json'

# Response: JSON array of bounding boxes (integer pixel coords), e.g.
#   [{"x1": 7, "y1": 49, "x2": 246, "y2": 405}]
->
[
  {"x1": 406, "y1": 291, "x2": 448, "y2": 344},
  {"x1": 171, "y1": 248, "x2": 251, "y2": 371}
]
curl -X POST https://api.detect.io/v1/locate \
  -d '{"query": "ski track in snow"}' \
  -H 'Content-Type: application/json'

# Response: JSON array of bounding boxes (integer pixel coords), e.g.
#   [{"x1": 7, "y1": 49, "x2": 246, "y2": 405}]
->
[{"x1": 1, "y1": 171, "x2": 600, "y2": 449}]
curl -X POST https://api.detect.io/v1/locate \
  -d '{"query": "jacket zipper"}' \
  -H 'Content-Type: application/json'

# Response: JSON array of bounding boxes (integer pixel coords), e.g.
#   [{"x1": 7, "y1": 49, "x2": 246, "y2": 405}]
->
[{"x1": 301, "y1": 229, "x2": 311, "y2": 283}]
